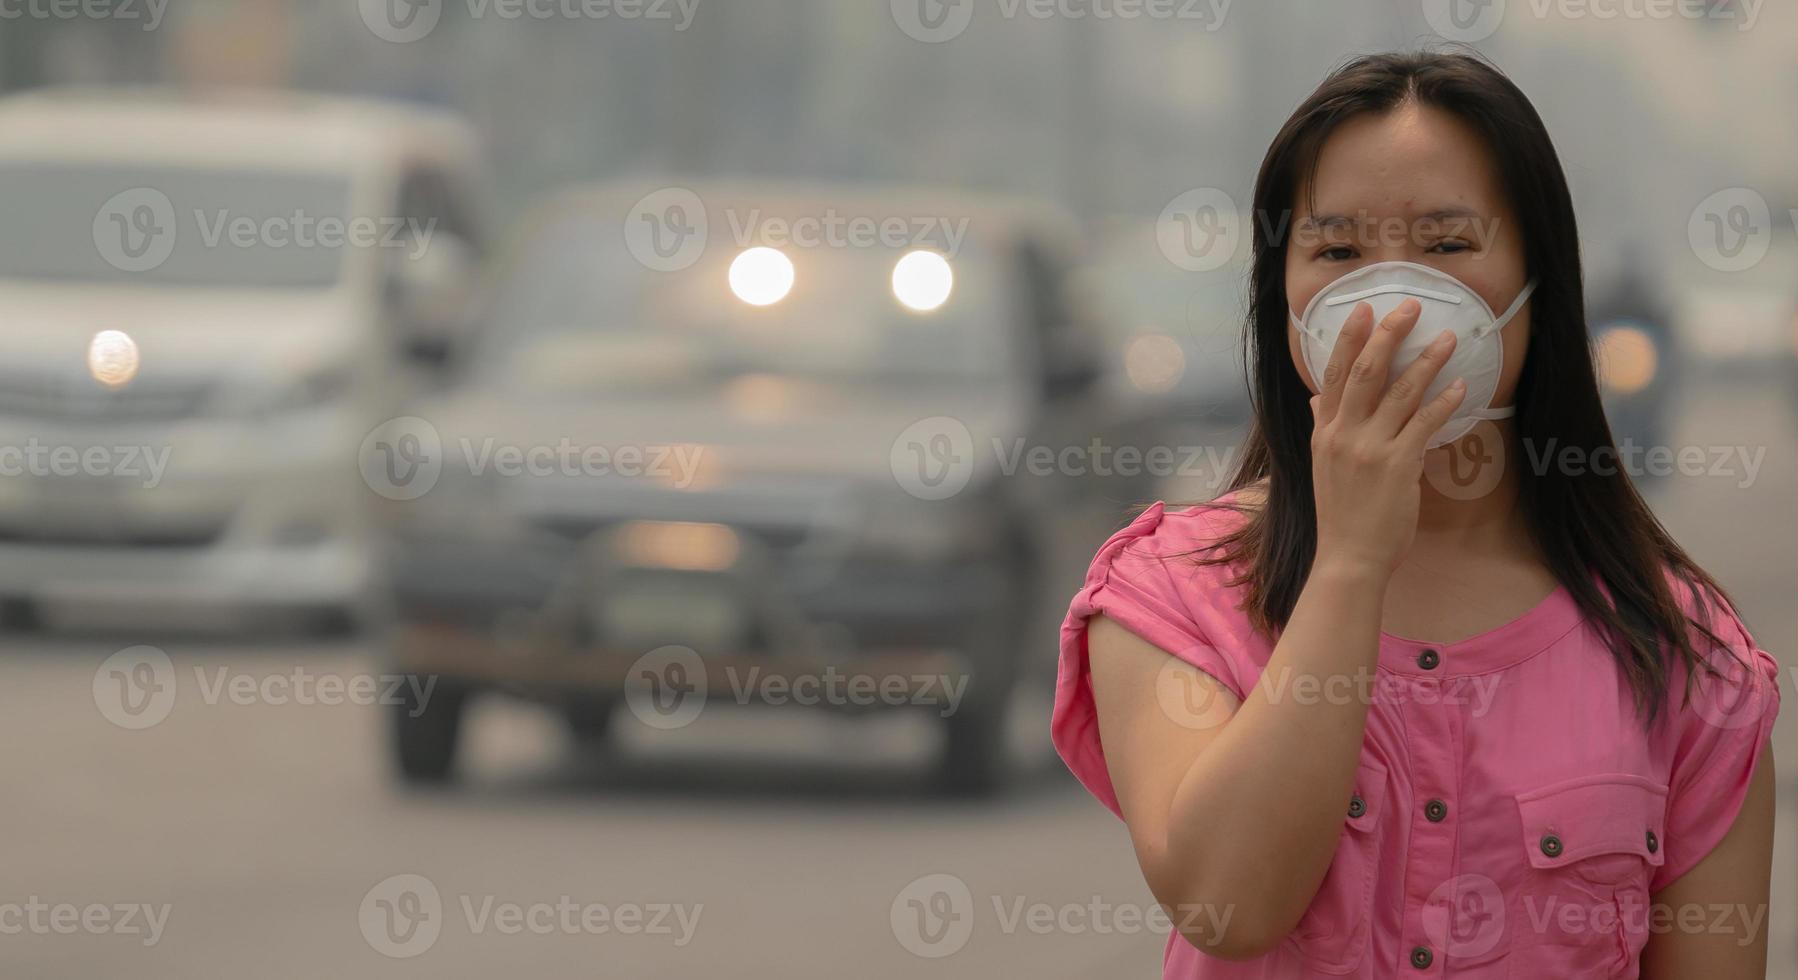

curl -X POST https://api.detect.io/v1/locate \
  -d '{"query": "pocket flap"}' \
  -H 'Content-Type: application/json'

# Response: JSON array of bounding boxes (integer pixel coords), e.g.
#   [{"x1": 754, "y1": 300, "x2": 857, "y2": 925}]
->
[{"x1": 1515, "y1": 773, "x2": 1668, "y2": 869}]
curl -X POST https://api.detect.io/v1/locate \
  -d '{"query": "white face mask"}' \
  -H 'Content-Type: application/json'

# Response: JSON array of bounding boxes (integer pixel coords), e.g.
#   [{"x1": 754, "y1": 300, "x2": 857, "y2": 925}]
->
[{"x1": 1290, "y1": 261, "x2": 1537, "y2": 448}]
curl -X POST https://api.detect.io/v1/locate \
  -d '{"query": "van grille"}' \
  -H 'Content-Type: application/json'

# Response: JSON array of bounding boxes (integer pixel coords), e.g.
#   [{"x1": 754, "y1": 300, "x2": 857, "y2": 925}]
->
[{"x1": 0, "y1": 371, "x2": 214, "y2": 421}]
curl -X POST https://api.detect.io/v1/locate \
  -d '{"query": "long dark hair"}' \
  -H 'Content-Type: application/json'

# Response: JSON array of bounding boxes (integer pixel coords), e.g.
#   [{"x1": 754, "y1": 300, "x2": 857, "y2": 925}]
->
[{"x1": 1200, "y1": 51, "x2": 1732, "y2": 719}]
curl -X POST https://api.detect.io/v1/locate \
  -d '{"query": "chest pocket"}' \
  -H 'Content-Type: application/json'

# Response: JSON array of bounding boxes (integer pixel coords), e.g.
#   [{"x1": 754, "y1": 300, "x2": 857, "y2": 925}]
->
[
  {"x1": 1507, "y1": 774, "x2": 1668, "y2": 979},
  {"x1": 1284, "y1": 757, "x2": 1388, "y2": 974}
]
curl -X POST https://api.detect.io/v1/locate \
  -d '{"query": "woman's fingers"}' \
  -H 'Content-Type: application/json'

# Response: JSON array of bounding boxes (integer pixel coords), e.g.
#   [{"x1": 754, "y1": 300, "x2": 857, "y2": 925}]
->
[
  {"x1": 1337, "y1": 299, "x2": 1422, "y2": 422},
  {"x1": 1314, "y1": 302, "x2": 1373, "y2": 424},
  {"x1": 1399, "y1": 375, "x2": 1469, "y2": 448},
  {"x1": 1371, "y1": 328, "x2": 1457, "y2": 435}
]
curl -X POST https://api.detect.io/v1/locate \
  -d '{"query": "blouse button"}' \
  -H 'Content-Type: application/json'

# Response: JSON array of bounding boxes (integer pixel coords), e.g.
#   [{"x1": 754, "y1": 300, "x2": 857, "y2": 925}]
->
[
  {"x1": 1646, "y1": 830, "x2": 1659, "y2": 854},
  {"x1": 1410, "y1": 945, "x2": 1433, "y2": 969},
  {"x1": 1425, "y1": 799, "x2": 1447, "y2": 823},
  {"x1": 1540, "y1": 833, "x2": 1564, "y2": 858},
  {"x1": 1347, "y1": 794, "x2": 1366, "y2": 819},
  {"x1": 1417, "y1": 648, "x2": 1440, "y2": 670}
]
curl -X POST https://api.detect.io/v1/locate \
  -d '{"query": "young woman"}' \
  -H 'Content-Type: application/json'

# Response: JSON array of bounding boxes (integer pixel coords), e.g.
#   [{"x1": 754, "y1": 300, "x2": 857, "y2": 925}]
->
[{"x1": 1052, "y1": 53, "x2": 1779, "y2": 978}]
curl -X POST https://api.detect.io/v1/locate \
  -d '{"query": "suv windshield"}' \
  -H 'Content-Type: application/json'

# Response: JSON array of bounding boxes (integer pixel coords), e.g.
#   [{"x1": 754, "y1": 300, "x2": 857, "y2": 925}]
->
[
  {"x1": 477, "y1": 210, "x2": 1018, "y2": 392},
  {"x1": 0, "y1": 162, "x2": 354, "y2": 289}
]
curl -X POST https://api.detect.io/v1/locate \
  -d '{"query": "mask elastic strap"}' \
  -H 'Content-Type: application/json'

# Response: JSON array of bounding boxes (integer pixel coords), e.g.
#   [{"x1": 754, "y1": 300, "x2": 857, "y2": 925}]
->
[
  {"x1": 1472, "y1": 278, "x2": 1539, "y2": 339},
  {"x1": 1465, "y1": 279, "x2": 1537, "y2": 421}
]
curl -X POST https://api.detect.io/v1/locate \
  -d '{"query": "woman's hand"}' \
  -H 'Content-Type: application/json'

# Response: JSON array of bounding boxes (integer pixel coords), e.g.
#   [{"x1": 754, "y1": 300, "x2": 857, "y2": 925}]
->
[{"x1": 1309, "y1": 298, "x2": 1466, "y2": 575}]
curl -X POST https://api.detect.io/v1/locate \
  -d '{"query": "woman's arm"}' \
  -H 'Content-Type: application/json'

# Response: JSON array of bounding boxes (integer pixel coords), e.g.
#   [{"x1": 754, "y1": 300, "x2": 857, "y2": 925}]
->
[
  {"x1": 1087, "y1": 557, "x2": 1385, "y2": 957},
  {"x1": 1640, "y1": 741, "x2": 1775, "y2": 980},
  {"x1": 1087, "y1": 299, "x2": 1466, "y2": 958}
]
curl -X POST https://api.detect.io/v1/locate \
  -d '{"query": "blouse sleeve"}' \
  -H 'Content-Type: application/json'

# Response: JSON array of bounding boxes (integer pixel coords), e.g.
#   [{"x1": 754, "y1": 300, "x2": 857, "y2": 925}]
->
[
  {"x1": 1651, "y1": 587, "x2": 1781, "y2": 892},
  {"x1": 1050, "y1": 500, "x2": 1256, "y2": 817}
]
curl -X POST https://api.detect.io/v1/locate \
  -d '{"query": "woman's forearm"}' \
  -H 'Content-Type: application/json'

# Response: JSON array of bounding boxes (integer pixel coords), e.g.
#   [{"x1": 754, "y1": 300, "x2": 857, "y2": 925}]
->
[{"x1": 1157, "y1": 557, "x2": 1388, "y2": 955}]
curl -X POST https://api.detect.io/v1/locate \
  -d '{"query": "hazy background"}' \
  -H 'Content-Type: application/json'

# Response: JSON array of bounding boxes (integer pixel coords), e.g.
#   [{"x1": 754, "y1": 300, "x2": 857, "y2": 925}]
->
[{"x1": 2, "y1": 1, "x2": 1796, "y2": 977}]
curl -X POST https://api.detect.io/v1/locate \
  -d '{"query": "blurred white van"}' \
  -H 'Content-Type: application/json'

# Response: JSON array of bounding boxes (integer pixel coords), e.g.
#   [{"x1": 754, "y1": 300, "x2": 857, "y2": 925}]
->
[{"x1": 0, "y1": 89, "x2": 487, "y2": 632}]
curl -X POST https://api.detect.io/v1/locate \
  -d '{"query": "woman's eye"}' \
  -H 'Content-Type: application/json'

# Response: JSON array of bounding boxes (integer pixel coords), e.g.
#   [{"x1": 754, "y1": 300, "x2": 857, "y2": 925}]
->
[
  {"x1": 1321, "y1": 246, "x2": 1355, "y2": 261},
  {"x1": 1430, "y1": 240, "x2": 1473, "y2": 255}
]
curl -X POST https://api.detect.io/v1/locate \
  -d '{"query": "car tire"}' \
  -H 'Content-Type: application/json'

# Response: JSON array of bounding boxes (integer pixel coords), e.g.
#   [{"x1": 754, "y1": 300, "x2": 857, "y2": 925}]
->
[
  {"x1": 392, "y1": 678, "x2": 467, "y2": 785},
  {"x1": 935, "y1": 549, "x2": 1031, "y2": 797},
  {"x1": 564, "y1": 699, "x2": 617, "y2": 747},
  {"x1": 938, "y1": 695, "x2": 1010, "y2": 797}
]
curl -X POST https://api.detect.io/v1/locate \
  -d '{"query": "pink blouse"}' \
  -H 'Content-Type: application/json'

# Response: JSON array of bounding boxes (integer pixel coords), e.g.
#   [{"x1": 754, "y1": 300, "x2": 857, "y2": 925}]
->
[{"x1": 1052, "y1": 496, "x2": 1780, "y2": 979}]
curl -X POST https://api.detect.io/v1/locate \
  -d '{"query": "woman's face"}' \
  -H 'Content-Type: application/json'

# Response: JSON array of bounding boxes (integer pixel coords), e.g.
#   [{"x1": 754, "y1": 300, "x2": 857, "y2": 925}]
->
[{"x1": 1284, "y1": 102, "x2": 1530, "y2": 411}]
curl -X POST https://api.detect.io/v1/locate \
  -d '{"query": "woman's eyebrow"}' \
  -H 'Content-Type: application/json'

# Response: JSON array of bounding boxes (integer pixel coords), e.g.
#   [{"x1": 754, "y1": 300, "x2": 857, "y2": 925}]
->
[{"x1": 1300, "y1": 206, "x2": 1485, "y2": 227}]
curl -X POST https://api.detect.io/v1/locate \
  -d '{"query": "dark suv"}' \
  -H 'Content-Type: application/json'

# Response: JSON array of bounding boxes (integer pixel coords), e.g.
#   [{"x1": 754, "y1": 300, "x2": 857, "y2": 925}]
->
[{"x1": 371, "y1": 180, "x2": 1149, "y2": 793}]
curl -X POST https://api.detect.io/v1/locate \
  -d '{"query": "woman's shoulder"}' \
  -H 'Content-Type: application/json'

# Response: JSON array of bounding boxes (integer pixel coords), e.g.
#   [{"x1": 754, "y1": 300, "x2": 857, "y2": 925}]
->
[{"x1": 1096, "y1": 481, "x2": 1265, "y2": 563}]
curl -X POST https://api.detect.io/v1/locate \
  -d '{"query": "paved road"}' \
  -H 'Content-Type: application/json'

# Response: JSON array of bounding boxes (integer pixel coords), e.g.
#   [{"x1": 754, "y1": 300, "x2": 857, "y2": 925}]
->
[{"x1": 3, "y1": 378, "x2": 1794, "y2": 979}]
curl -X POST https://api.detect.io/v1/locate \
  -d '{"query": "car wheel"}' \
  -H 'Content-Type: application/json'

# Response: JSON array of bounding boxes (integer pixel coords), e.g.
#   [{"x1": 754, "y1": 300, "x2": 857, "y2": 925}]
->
[
  {"x1": 392, "y1": 678, "x2": 467, "y2": 785},
  {"x1": 935, "y1": 551, "x2": 1030, "y2": 797},
  {"x1": 564, "y1": 698, "x2": 617, "y2": 747},
  {"x1": 938, "y1": 694, "x2": 1010, "y2": 797}
]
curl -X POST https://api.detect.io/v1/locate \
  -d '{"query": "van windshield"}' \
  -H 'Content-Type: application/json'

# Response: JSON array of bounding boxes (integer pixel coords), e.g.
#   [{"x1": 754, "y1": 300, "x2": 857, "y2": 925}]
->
[
  {"x1": 477, "y1": 211, "x2": 1020, "y2": 393},
  {"x1": 0, "y1": 162, "x2": 356, "y2": 289}
]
